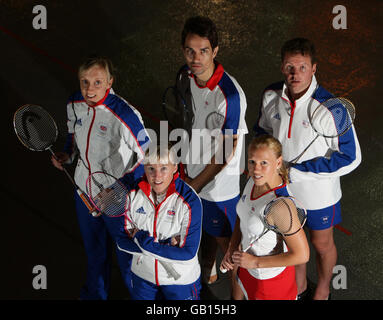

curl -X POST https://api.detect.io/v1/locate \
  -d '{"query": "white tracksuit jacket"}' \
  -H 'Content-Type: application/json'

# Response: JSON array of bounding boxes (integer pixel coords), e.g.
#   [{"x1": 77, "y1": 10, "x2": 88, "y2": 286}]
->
[
  {"x1": 63, "y1": 88, "x2": 150, "y2": 191},
  {"x1": 254, "y1": 76, "x2": 361, "y2": 210},
  {"x1": 106, "y1": 173, "x2": 203, "y2": 286}
]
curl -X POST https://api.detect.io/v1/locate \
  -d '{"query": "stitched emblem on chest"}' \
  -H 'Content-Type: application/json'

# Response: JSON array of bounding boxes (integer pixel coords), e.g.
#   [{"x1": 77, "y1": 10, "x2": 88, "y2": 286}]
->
[{"x1": 167, "y1": 209, "x2": 176, "y2": 216}]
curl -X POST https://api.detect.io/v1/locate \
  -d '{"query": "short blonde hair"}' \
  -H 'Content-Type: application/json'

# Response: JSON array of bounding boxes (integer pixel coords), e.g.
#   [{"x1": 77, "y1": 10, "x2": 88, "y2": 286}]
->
[
  {"x1": 78, "y1": 56, "x2": 114, "y2": 81},
  {"x1": 248, "y1": 135, "x2": 289, "y2": 183},
  {"x1": 144, "y1": 143, "x2": 178, "y2": 165}
]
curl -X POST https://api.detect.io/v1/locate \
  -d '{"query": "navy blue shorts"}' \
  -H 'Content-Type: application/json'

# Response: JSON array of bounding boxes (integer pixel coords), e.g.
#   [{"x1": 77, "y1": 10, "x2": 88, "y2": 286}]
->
[
  {"x1": 201, "y1": 195, "x2": 240, "y2": 237},
  {"x1": 306, "y1": 201, "x2": 342, "y2": 230}
]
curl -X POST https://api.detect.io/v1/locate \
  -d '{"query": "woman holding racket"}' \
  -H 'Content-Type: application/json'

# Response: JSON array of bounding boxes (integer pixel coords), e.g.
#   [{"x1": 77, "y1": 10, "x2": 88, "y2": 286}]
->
[
  {"x1": 220, "y1": 135, "x2": 309, "y2": 300},
  {"x1": 51, "y1": 56, "x2": 150, "y2": 300},
  {"x1": 103, "y1": 144, "x2": 203, "y2": 300}
]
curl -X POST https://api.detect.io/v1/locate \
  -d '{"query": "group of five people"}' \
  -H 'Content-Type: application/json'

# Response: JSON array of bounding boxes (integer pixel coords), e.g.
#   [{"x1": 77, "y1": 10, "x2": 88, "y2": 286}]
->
[{"x1": 51, "y1": 16, "x2": 361, "y2": 300}]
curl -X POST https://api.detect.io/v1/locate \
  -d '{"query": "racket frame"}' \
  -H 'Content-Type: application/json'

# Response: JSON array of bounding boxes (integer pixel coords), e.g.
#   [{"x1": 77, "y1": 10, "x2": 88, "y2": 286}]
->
[
  {"x1": 291, "y1": 97, "x2": 355, "y2": 164},
  {"x1": 220, "y1": 196, "x2": 307, "y2": 273},
  {"x1": 13, "y1": 104, "x2": 97, "y2": 216}
]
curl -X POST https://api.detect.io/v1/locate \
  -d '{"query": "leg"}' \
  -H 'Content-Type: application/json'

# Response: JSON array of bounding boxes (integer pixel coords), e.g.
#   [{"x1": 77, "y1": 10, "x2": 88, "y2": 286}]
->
[
  {"x1": 305, "y1": 201, "x2": 341, "y2": 300},
  {"x1": 295, "y1": 263, "x2": 307, "y2": 295},
  {"x1": 102, "y1": 214, "x2": 134, "y2": 294},
  {"x1": 200, "y1": 196, "x2": 240, "y2": 288},
  {"x1": 75, "y1": 191, "x2": 112, "y2": 300},
  {"x1": 310, "y1": 227, "x2": 337, "y2": 300},
  {"x1": 200, "y1": 231, "x2": 218, "y2": 284},
  {"x1": 114, "y1": 246, "x2": 133, "y2": 294},
  {"x1": 161, "y1": 277, "x2": 202, "y2": 300},
  {"x1": 216, "y1": 237, "x2": 243, "y2": 299},
  {"x1": 130, "y1": 272, "x2": 160, "y2": 300}
]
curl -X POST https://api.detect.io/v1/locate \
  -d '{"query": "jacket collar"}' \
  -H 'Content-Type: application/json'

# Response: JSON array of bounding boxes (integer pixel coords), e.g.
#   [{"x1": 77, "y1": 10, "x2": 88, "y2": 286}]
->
[
  {"x1": 281, "y1": 75, "x2": 318, "y2": 105},
  {"x1": 138, "y1": 172, "x2": 179, "y2": 200},
  {"x1": 190, "y1": 61, "x2": 224, "y2": 91},
  {"x1": 83, "y1": 88, "x2": 113, "y2": 107}
]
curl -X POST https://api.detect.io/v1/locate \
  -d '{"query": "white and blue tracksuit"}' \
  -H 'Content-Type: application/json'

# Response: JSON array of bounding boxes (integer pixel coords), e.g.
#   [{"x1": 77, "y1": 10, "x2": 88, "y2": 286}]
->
[
  {"x1": 104, "y1": 172, "x2": 203, "y2": 300},
  {"x1": 177, "y1": 62, "x2": 248, "y2": 237},
  {"x1": 64, "y1": 88, "x2": 150, "y2": 299},
  {"x1": 254, "y1": 76, "x2": 361, "y2": 228}
]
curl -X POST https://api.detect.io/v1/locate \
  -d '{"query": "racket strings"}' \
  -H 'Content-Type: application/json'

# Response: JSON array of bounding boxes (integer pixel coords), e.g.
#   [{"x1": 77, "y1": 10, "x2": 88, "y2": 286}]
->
[
  {"x1": 311, "y1": 97, "x2": 355, "y2": 138},
  {"x1": 162, "y1": 86, "x2": 184, "y2": 129},
  {"x1": 264, "y1": 198, "x2": 306, "y2": 236},
  {"x1": 206, "y1": 112, "x2": 225, "y2": 130},
  {"x1": 87, "y1": 172, "x2": 130, "y2": 217},
  {"x1": 14, "y1": 105, "x2": 57, "y2": 151}
]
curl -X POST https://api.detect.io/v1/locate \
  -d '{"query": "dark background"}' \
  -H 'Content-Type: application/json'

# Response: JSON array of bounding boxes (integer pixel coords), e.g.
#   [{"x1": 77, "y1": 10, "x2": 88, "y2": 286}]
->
[{"x1": 1, "y1": 0, "x2": 382, "y2": 300}]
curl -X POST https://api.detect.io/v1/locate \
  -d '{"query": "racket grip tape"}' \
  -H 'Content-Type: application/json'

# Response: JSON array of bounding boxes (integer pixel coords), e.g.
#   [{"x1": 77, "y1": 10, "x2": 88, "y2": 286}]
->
[
  {"x1": 76, "y1": 189, "x2": 98, "y2": 216},
  {"x1": 220, "y1": 266, "x2": 228, "y2": 273}
]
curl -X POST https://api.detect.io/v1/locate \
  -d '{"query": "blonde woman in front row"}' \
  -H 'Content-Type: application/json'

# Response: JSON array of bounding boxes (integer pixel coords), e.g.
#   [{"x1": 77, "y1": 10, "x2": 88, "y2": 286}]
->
[{"x1": 220, "y1": 135, "x2": 309, "y2": 300}]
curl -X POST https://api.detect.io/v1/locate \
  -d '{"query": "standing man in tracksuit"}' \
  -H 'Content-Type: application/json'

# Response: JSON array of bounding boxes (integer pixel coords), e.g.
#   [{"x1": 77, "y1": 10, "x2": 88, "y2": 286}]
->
[
  {"x1": 51, "y1": 56, "x2": 150, "y2": 300},
  {"x1": 254, "y1": 38, "x2": 361, "y2": 300},
  {"x1": 175, "y1": 16, "x2": 248, "y2": 293}
]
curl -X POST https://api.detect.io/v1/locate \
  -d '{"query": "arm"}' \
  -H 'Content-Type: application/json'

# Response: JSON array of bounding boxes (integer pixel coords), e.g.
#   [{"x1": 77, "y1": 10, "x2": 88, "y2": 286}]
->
[
  {"x1": 289, "y1": 125, "x2": 362, "y2": 182},
  {"x1": 51, "y1": 99, "x2": 78, "y2": 170},
  {"x1": 220, "y1": 216, "x2": 242, "y2": 272},
  {"x1": 133, "y1": 194, "x2": 202, "y2": 264},
  {"x1": 186, "y1": 134, "x2": 238, "y2": 193},
  {"x1": 102, "y1": 214, "x2": 142, "y2": 255},
  {"x1": 232, "y1": 228, "x2": 309, "y2": 269},
  {"x1": 118, "y1": 102, "x2": 151, "y2": 179}
]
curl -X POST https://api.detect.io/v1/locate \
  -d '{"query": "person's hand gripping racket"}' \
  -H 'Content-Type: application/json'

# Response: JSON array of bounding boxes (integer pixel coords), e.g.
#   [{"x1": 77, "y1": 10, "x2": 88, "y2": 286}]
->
[
  {"x1": 220, "y1": 196, "x2": 307, "y2": 273},
  {"x1": 13, "y1": 104, "x2": 98, "y2": 216}
]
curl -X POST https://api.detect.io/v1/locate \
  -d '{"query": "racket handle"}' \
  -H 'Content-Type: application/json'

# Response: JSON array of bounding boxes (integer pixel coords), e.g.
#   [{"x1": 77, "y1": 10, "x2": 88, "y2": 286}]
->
[
  {"x1": 220, "y1": 266, "x2": 228, "y2": 274},
  {"x1": 76, "y1": 189, "x2": 98, "y2": 216},
  {"x1": 159, "y1": 260, "x2": 181, "y2": 280}
]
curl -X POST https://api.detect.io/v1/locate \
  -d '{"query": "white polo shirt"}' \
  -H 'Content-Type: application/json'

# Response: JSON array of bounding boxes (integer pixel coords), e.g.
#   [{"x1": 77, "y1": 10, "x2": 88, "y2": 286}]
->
[{"x1": 186, "y1": 62, "x2": 248, "y2": 201}]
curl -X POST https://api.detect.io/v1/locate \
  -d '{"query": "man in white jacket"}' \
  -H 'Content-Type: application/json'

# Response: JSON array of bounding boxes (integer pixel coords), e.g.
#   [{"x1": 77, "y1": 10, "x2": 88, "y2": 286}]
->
[{"x1": 254, "y1": 38, "x2": 361, "y2": 300}]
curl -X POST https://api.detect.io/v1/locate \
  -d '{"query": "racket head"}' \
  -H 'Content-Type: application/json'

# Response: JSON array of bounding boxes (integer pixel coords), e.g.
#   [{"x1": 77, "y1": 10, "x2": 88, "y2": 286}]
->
[
  {"x1": 263, "y1": 196, "x2": 307, "y2": 236},
  {"x1": 162, "y1": 86, "x2": 187, "y2": 129},
  {"x1": 13, "y1": 104, "x2": 58, "y2": 151},
  {"x1": 310, "y1": 97, "x2": 355, "y2": 138},
  {"x1": 86, "y1": 171, "x2": 130, "y2": 218},
  {"x1": 205, "y1": 111, "x2": 225, "y2": 130}
]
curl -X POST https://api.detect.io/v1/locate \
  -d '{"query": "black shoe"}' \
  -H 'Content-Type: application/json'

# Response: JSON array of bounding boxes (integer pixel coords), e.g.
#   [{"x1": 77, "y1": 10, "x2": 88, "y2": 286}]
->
[{"x1": 297, "y1": 286, "x2": 312, "y2": 301}]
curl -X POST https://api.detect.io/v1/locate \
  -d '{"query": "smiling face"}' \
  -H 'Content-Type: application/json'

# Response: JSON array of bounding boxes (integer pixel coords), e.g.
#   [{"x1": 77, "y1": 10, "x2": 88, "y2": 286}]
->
[
  {"x1": 144, "y1": 162, "x2": 178, "y2": 196},
  {"x1": 247, "y1": 145, "x2": 282, "y2": 189},
  {"x1": 182, "y1": 33, "x2": 218, "y2": 83},
  {"x1": 79, "y1": 64, "x2": 113, "y2": 106},
  {"x1": 281, "y1": 52, "x2": 316, "y2": 101}
]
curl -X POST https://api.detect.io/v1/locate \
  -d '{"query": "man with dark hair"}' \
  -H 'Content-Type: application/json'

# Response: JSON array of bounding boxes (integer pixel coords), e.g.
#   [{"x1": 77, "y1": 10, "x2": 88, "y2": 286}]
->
[
  {"x1": 181, "y1": 16, "x2": 219, "y2": 53},
  {"x1": 176, "y1": 16, "x2": 248, "y2": 297},
  {"x1": 281, "y1": 37, "x2": 316, "y2": 65},
  {"x1": 254, "y1": 38, "x2": 361, "y2": 300}
]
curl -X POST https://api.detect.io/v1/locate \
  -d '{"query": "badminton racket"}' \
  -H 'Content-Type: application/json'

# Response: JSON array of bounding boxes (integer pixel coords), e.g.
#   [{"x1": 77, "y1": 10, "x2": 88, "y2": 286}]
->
[
  {"x1": 221, "y1": 196, "x2": 307, "y2": 273},
  {"x1": 162, "y1": 85, "x2": 192, "y2": 130},
  {"x1": 291, "y1": 97, "x2": 355, "y2": 164},
  {"x1": 205, "y1": 111, "x2": 225, "y2": 130},
  {"x1": 13, "y1": 104, "x2": 97, "y2": 215},
  {"x1": 86, "y1": 171, "x2": 181, "y2": 280}
]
